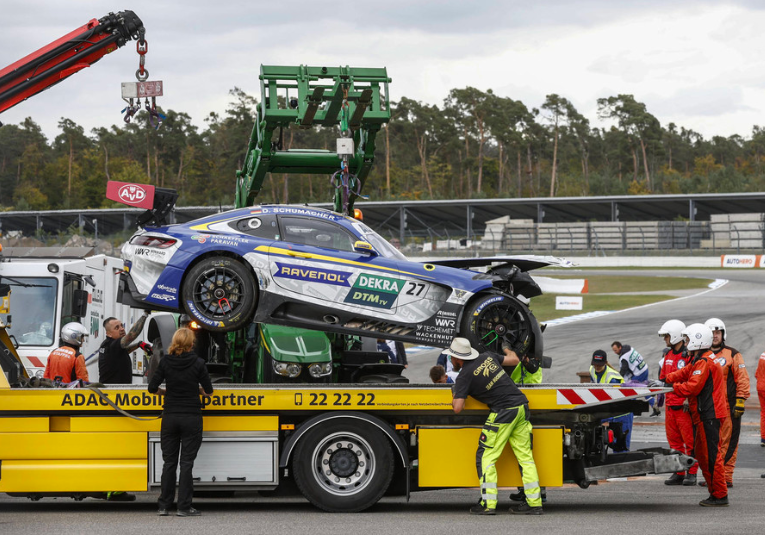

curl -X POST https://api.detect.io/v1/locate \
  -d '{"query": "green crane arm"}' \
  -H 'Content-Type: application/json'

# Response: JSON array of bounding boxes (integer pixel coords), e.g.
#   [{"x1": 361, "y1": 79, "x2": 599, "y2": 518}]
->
[{"x1": 235, "y1": 65, "x2": 391, "y2": 210}]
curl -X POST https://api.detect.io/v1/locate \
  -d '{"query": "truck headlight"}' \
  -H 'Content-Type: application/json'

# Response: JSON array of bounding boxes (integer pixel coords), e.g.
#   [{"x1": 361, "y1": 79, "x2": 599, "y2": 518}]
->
[
  {"x1": 272, "y1": 360, "x2": 301, "y2": 378},
  {"x1": 308, "y1": 362, "x2": 333, "y2": 378}
]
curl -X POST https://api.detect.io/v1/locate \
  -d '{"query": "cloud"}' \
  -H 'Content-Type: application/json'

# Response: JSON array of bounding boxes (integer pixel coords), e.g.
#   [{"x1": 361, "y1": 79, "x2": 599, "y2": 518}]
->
[{"x1": 2, "y1": 0, "x2": 765, "y2": 142}]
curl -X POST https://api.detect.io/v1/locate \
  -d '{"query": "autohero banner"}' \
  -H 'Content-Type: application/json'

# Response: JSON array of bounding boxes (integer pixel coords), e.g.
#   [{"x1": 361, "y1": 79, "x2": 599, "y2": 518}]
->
[{"x1": 60, "y1": 391, "x2": 266, "y2": 409}]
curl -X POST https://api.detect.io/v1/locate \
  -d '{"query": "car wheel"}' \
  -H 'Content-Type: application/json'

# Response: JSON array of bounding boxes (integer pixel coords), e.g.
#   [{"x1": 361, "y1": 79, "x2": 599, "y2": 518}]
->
[
  {"x1": 147, "y1": 337, "x2": 164, "y2": 382},
  {"x1": 461, "y1": 293, "x2": 534, "y2": 356},
  {"x1": 293, "y1": 419, "x2": 394, "y2": 512},
  {"x1": 182, "y1": 256, "x2": 257, "y2": 333}
]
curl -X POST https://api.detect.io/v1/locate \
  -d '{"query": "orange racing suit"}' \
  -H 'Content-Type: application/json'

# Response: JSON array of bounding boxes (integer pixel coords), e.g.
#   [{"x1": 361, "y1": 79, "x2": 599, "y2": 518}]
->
[
  {"x1": 710, "y1": 345, "x2": 750, "y2": 484},
  {"x1": 666, "y1": 350, "x2": 730, "y2": 500},
  {"x1": 659, "y1": 345, "x2": 696, "y2": 476},
  {"x1": 43, "y1": 345, "x2": 88, "y2": 382},
  {"x1": 756, "y1": 352, "x2": 765, "y2": 441}
]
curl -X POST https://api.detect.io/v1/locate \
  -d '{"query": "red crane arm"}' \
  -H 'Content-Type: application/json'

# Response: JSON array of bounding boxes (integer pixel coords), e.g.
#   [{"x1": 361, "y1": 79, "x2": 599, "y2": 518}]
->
[{"x1": 0, "y1": 10, "x2": 144, "y2": 115}]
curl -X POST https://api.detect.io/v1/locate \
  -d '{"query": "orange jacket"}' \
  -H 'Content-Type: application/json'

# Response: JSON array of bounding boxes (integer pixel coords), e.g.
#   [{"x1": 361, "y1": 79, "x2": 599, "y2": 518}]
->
[
  {"x1": 710, "y1": 345, "x2": 751, "y2": 405},
  {"x1": 756, "y1": 352, "x2": 765, "y2": 391},
  {"x1": 43, "y1": 345, "x2": 89, "y2": 382},
  {"x1": 666, "y1": 350, "x2": 728, "y2": 421}
]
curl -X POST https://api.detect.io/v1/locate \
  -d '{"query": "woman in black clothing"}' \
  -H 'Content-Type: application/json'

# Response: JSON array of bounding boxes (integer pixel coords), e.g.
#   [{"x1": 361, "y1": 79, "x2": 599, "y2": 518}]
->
[{"x1": 148, "y1": 327, "x2": 213, "y2": 517}]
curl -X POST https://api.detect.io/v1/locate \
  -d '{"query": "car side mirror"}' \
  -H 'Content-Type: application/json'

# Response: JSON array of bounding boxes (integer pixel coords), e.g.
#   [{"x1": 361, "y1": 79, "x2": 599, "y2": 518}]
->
[{"x1": 353, "y1": 241, "x2": 377, "y2": 256}]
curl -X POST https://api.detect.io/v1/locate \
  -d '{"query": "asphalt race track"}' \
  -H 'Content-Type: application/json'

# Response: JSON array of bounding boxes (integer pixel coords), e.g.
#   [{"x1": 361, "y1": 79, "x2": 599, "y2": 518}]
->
[
  {"x1": 1, "y1": 268, "x2": 763, "y2": 533},
  {"x1": 406, "y1": 268, "x2": 765, "y2": 391}
]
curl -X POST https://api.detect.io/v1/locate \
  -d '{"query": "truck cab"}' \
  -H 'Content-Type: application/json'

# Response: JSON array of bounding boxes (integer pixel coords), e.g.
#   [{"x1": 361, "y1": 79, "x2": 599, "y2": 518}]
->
[{"x1": 0, "y1": 248, "x2": 145, "y2": 383}]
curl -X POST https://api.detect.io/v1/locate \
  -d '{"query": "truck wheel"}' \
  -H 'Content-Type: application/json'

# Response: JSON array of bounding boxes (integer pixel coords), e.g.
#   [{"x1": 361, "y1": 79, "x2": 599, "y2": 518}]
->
[
  {"x1": 293, "y1": 419, "x2": 394, "y2": 512},
  {"x1": 461, "y1": 293, "x2": 534, "y2": 356},
  {"x1": 182, "y1": 256, "x2": 257, "y2": 333}
]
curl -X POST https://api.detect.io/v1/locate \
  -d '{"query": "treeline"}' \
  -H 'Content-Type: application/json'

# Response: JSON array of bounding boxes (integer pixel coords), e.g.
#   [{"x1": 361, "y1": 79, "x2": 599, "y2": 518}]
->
[{"x1": 3, "y1": 87, "x2": 765, "y2": 212}]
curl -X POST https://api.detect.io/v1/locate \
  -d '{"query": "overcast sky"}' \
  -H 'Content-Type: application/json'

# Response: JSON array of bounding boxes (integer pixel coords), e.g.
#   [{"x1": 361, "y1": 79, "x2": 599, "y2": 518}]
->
[{"x1": 2, "y1": 0, "x2": 765, "y2": 142}]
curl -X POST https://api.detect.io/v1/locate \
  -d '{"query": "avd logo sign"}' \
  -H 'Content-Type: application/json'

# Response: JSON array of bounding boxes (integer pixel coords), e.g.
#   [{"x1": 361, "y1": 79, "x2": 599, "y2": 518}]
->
[
  {"x1": 105, "y1": 180, "x2": 156, "y2": 209},
  {"x1": 118, "y1": 184, "x2": 147, "y2": 204}
]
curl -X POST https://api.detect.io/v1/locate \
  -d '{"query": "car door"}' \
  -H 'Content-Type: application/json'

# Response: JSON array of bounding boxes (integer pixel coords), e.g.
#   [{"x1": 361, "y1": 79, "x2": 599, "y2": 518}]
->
[{"x1": 269, "y1": 216, "x2": 403, "y2": 316}]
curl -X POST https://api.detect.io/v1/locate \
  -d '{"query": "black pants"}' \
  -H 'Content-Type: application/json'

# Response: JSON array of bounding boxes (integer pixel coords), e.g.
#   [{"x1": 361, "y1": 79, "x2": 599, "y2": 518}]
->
[{"x1": 158, "y1": 413, "x2": 203, "y2": 510}]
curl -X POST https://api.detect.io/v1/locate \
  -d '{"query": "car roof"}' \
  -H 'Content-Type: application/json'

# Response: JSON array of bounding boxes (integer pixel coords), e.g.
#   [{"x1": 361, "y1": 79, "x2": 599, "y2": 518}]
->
[{"x1": 180, "y1": 204, "x2": 360, "y2": 233}]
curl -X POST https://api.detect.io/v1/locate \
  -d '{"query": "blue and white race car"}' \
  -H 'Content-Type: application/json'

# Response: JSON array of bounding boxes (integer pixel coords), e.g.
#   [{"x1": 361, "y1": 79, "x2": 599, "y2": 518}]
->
[{"x1": 119, "y1": 204, "x2": 567, "y2": 358}]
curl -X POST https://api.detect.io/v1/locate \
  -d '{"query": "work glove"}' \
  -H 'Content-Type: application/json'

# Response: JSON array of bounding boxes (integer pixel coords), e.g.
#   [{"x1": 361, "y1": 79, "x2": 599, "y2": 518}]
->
[
  {"x1": 733, "y1": 397, "x2": 745, "y2": 418},
  {"x1": 648, "y1": 379, "x2": 665, "y2": 388},
  {"x1": 138, "y1": 341, "x2": 153, "y2": 353},
  {"x1": 682, "y1": 399, "x2": 690, "y2": 413}
]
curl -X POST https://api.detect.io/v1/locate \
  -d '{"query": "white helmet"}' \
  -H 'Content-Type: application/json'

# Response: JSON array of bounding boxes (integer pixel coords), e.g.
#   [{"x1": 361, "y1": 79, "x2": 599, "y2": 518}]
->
[
  {"x1": 61, "y1": 322, "x2": 89, "y2": 347},
  {"x1": 658, "y1": 319, "x2": 686, "y2": 345},
  {"x1": 682, "y1": 323, "x2": 712, "y2": 351},
  {"x1": 704, "y1": 318, "x2": 726, "y2": 341}
]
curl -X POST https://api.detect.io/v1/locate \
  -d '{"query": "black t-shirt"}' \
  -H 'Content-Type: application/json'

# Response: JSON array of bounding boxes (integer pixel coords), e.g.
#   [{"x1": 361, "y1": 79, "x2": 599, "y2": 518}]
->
[
  {"x1": 98, "y1": 336, "x2": 133, "y2": 384},
  {"x1": 452, "y1": 352, "x2": 528, "y2": 412}
]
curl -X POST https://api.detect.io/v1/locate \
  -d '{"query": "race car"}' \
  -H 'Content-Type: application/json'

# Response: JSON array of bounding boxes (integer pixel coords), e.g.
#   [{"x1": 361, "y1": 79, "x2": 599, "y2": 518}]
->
[{"x1": 119, "y1": 204, "x2": 568, "y2": 358}]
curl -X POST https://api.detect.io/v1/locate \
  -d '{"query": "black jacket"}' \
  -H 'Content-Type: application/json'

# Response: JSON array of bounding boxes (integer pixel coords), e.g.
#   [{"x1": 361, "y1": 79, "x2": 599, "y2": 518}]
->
[{"x1": 148, "y1": 351, "x2": 213, "y2": 414}]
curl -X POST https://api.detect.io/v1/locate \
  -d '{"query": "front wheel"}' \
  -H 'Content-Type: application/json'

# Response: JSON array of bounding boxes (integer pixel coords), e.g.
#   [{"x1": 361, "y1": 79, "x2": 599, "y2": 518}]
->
[
  {"x1": 293, "y1": 419, "x2": 394, "y2": 512},
  {"x1": 181, "y1": 256, "x2": 257, "y2": 333},
  {"x1": 461, "y1": 293, "x2": 535, "y2": 356}
]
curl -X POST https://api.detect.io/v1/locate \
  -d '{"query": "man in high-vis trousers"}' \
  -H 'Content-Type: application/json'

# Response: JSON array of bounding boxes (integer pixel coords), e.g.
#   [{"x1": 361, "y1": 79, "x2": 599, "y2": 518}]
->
[{"x1": 448, "y1": 337, "x2": 543, "y2": 516}]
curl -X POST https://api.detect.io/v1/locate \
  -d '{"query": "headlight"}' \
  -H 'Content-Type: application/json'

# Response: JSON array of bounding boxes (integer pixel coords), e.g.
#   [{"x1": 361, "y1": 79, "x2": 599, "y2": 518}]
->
[
  {"x1": 308, "y1": 362, "x2": 333, "y2": 378},
  {"x1": 272, "y1": 360, "x2": 301, "y2": 378}
]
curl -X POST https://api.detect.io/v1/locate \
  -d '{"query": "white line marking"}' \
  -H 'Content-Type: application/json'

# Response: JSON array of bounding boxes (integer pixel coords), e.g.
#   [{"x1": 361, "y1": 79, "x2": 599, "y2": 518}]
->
[{"x1": 543, "y1": 279, "x2": 728, "y2": 328}]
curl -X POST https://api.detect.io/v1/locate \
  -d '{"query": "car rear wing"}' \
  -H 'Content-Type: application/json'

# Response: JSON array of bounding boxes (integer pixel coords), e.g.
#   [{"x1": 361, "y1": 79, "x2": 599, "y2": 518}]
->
[
  {"x1": 106, "y1": 181, "x2": 178, "y2": 228},
  {"x1": 423, "y1": 255, "x2": 574, "y2": 272}
]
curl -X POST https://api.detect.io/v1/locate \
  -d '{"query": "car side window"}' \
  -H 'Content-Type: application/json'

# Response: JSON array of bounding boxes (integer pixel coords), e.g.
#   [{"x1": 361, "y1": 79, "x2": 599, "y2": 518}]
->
[
  {"x1": 278, "y1": 216, "x2": 355, "y2": 252},
  {"x1": 231, "y1": 214, "x2": 279, "y2": 239}
]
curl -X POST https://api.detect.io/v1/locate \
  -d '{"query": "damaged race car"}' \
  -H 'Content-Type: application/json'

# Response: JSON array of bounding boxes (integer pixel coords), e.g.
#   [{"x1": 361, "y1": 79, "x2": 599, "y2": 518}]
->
[{"x1": 119, "y1": 203, "x2": 569, "y2": 360}]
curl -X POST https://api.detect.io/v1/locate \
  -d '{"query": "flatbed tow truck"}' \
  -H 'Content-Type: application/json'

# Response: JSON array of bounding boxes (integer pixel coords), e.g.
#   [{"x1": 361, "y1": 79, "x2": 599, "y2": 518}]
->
[
  {"x1": 0, "y1": 350, "x2": 691, "y2": 511},
  {"x1": 0, "y1": 56, "x2": 692, "y2": 511}
]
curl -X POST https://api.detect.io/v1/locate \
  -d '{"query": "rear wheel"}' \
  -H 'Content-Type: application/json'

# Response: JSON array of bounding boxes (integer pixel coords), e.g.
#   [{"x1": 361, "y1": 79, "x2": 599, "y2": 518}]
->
[
  {"x1": 293, "y1": 419, "x2": 394, "y2": 512},
  {"x1": 181, "y1": 256, "x2": 257, "y2": 333},
  {"x1": 147, "y1": 337, "x2": 164, "y2": 381},
  {"x1": 461, "y1": 293, "x2": 534, "y2": 356}
]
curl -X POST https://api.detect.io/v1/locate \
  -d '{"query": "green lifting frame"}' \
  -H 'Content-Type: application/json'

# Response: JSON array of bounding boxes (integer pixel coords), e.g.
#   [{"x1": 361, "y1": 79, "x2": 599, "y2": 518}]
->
[{"x1": 235, "y1": 65, "x2": 392, "y2": 210}]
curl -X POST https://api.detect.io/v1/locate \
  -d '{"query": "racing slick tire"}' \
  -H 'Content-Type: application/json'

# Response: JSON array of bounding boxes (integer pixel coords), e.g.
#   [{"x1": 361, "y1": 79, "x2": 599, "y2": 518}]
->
[
  {"x1": 293, "y1": 419, "x2": 394, "y2": 512},
  {"x1": 147, "y1": 337, "x2": 164, "y2": 381},
  {"x1": 461, "y1": 293, "x2": 535, "y2": 357},
  {"x1": 181, "y1": 256, "x2": 257, "y2": 333}
]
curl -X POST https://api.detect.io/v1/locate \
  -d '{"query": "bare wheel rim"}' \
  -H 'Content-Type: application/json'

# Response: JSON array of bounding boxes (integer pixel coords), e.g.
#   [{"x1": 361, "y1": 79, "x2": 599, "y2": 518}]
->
[
  {"x1": 192, "y1": 266, "x2": 245, "y2": 318},
  {"x1": 476, "y1": 301, "x2": 529, "y2": 352},
  {"x1": 310, "y1": 431, "x2": 375, "y2": 496}
]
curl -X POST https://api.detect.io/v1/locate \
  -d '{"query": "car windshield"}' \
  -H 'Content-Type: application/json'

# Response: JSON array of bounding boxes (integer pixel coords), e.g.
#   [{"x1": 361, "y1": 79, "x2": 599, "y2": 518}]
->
[
  {"x1": 1, "y1": 277, "x2": 58, "y2": 347},
  {"x1": 352, "y1": 222, "x2": 407, "y2": 261}
]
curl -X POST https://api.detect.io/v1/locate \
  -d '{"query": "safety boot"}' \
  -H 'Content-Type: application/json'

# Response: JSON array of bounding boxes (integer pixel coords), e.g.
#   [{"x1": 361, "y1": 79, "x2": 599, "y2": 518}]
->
[
  {"x1": 682, "y1": 474, "x2": 697, "y2": 486},
  {"x1": 510, "y1": 502, "x2": 544, "y2": 515},
  {"x1": 699, "y1": 496, "x2": 729, "y2": 507},
  {"x1": 664, "y1": 473, "x2": 684, "y2": 486},
  {"x1": 470, "y1": 504, "x2": 496, "y2": 515}
]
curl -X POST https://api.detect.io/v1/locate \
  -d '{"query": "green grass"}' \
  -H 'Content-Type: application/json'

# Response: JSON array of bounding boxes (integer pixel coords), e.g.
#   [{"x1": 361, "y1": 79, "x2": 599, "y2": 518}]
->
[
  {"x1": 549, "y1": 275, "x2": 713, "y2": 294},
  {"x1": 530, "y1": 294, "x2": 676, "y2": 322}
]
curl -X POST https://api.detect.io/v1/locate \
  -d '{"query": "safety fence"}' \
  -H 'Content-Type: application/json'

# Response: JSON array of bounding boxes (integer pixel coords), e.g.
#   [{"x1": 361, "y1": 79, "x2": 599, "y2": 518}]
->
[{"x1": 409, "y1": 214, "x2": 765, "y2": 256}]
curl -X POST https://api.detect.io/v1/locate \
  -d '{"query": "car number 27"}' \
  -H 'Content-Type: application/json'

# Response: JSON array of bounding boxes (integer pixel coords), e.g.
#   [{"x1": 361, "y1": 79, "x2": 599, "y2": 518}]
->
[{"x1": 405, "y1": 281, "x2": 426, "y2": 297}]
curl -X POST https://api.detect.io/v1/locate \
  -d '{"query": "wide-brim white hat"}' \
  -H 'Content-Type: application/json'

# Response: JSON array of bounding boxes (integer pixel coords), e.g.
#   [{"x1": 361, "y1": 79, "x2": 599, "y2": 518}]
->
[{"x1": 443, "y1": 337, "x2": 480, "y2": 361}]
